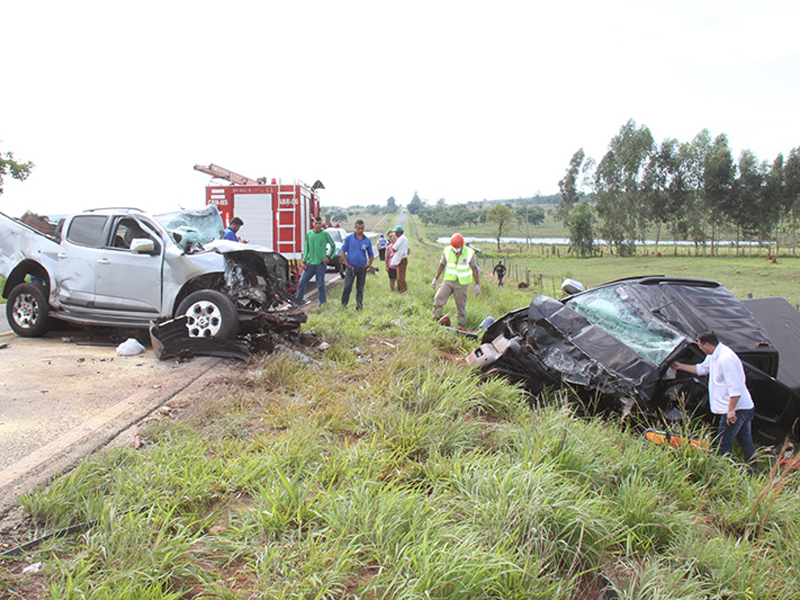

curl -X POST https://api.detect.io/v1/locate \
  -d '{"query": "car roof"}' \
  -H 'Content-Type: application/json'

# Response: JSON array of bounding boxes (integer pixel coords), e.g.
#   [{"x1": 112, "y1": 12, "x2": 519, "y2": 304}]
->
[{"x1": 569, "y1": 276, "x2": 776, "y2": 356}]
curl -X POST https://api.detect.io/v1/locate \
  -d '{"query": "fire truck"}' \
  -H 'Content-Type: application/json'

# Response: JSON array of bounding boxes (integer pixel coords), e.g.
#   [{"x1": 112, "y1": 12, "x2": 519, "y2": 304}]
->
[{"x1": 194, "y1": 163, "x2": 324, "y2": 264}]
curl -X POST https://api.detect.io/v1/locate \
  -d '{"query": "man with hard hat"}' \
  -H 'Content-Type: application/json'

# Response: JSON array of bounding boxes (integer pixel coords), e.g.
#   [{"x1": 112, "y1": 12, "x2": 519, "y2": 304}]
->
[{"x1": 431, "y1": 233, "x2": 480, "y2": 328}]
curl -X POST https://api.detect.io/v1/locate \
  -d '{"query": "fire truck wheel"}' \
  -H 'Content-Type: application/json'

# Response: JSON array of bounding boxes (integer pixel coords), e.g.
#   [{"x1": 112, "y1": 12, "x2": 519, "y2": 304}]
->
[
  {"x1": 7, "y1": 282, "x2": 52, "y2": 337},
  {"x1": 176, "y1": 290, "x2": 239, "y2": 340}
]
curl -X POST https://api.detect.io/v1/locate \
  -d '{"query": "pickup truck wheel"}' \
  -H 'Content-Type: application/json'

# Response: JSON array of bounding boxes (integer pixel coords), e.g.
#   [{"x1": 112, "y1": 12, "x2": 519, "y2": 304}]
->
[
  {"x1": 7, "y1": 282, "x2": 51, "y2": 337},
  {"x1": 176, "y1": 290, "x2": 239, "y2": 340}
]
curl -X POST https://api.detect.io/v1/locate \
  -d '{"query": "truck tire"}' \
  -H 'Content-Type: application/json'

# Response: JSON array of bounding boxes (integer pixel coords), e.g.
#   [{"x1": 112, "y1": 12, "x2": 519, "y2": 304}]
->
[
  {"x1": 176, "y1": 290, "x2": 239, "y2": 340},
  {"x1": 7, "y1": 282, "x2": 52, "y2": 337}
]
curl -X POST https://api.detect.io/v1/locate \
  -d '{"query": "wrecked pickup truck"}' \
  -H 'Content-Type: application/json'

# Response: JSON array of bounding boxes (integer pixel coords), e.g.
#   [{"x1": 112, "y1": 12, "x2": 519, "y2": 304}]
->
[
  {"x1": 468, "y1": 276, "x2": 800, "y2": 446},
  {"x1": 1, "y1": 206, "x2": 297, "y2": 341}
]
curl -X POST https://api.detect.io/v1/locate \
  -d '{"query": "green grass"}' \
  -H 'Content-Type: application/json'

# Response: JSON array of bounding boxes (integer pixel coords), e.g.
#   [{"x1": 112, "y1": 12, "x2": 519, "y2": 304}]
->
[{"x1": 3, "y1": 223, "x2": 800, "y2": 598}]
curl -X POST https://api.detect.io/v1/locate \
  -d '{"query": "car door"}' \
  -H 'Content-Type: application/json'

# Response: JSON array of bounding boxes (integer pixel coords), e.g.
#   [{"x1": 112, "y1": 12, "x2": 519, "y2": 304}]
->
[
  {"x1": 93, "y1": 216, "x2": 163, "y2": 317},
  {"x1": 54, "y1": 214, "x2": 110, "y2": 308}
]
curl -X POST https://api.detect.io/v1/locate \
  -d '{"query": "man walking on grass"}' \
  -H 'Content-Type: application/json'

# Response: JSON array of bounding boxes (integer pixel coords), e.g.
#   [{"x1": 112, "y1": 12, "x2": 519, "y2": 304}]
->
[
  {"x1": 672, "y1": 329, "x2": 757, "y2": 472},
  {"x1": 296, "y1": 216, "x2": 336, "y2": 306},
  {"x1": 340, "y1": 219, "x2": 374, "y2": 310},
  {"x1": 431, "y1": 233, "x2": 480, "y2": 328}
]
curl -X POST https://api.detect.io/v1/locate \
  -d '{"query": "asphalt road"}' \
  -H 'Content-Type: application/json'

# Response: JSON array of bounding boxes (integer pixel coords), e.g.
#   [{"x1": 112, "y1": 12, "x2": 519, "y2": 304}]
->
[
  {"x1": 0, "y1": 275, "x2": 342, "y2": 532},
  {"x1": 0, "y1": 326, "x2": 229, "y2": 529}
]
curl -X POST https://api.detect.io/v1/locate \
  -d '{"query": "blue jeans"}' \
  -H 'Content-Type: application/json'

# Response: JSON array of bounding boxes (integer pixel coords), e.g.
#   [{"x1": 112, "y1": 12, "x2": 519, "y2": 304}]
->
[
  {"x1": 341, "y1": 266, "x2": 367, "y2": 309},
  {"x1": 296, "y1": 263, "x2": 327, "y2": 305},
  {"x1": 716, "y1": 408, "x2": 757, "y2": 470}
]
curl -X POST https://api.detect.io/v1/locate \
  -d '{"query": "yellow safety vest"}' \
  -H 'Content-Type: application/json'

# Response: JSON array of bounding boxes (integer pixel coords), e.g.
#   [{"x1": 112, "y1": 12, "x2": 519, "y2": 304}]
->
[{"x1": 444, "y1": 247, "x2": 474, "y2": 285}]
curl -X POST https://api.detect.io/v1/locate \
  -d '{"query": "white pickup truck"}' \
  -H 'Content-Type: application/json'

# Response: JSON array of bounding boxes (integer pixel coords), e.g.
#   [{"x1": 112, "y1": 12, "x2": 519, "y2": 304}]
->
[{"x1": 1, "y1": 206, "x2": 291, "y2": 339}]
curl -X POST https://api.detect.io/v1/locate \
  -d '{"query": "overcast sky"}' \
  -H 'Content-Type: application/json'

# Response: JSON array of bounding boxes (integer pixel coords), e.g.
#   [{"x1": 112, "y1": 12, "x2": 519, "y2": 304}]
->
[{"x1": 2, "y1": 0, "x2": 799, "y2": 217}]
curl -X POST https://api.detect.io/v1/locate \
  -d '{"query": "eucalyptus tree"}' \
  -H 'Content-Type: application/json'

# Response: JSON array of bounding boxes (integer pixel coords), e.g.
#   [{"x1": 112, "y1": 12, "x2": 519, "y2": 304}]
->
[
  {"x1": 763, "y1": 154, "x2": 785, "y2": 253},
  {"x1": 569, "y1": 200, "x2": 596, "y2": 257},
  {"x1": 703, "y1": 134, "x2": 736, "y2": 255},
  {"x1": 784, "y1": 147, "x2": 800, "y2": 256},
  {"x1": 679, "y1": 130, "x2": 712, "y2": 253},
  {"x1": 734, "y1": 149, "x2": 765, "y2": 254},
  {"x1": 557, "y1": 148, "x2": 585, "y2": 225},
  {"x1": 557, "y1": 148, "x2": 596, "y2": 254},
  {"x1": 594, "y1": 119, "x2": 655, "y2": 255},
  {"x1": 643, "y1": 138, "x2": 688, "y2": 254}
]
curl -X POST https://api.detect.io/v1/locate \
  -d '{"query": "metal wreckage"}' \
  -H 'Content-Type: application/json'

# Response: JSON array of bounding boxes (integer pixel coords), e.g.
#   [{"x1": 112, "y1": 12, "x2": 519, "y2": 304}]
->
[
  {"x1": 1, "y1": 205, "x2": 307, "y2": 360},
  {"x1": 467, "y1": 276, "x2": 800, "y2": 447}
]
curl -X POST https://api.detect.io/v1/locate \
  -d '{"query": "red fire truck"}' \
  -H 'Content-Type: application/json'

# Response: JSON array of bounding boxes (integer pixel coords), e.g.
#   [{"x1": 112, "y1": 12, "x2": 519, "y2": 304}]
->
[{"x1": 195, "y1": 163, "x2": 324, "y2": 264}]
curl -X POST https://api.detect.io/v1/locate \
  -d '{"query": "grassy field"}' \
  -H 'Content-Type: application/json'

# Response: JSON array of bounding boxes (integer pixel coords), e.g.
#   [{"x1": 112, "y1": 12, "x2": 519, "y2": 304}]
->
[{"x1": 3, "y1": 217, "x2": 800, "y2": 599}]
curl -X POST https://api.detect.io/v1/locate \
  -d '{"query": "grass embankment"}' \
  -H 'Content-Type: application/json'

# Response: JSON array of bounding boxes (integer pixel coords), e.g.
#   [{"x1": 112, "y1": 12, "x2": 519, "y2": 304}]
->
[{"x1": 3, "y1": 225, "x2": 800, "y2": 598}]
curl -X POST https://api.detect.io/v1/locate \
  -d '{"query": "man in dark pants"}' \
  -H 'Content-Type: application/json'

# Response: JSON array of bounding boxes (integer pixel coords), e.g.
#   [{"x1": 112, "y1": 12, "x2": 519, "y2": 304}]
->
[
  {"x1": 673, "y1": 329, "x2": 757, "y2": 472},
  {"x1": 296, "y1": 217, "x2": 335, "y2": 306},
  {"x1": 340, "y1": 219, "x2": 374, "y2": 310},
  {"x1": 493, "y1": 261, "x2": 506, "y2": 286}
]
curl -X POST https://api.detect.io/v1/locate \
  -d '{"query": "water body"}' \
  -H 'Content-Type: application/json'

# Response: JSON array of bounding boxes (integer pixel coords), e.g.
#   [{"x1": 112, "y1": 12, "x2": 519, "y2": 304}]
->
[{"x1": 435, "y1": 236, "x2": 757, "y2": 246}]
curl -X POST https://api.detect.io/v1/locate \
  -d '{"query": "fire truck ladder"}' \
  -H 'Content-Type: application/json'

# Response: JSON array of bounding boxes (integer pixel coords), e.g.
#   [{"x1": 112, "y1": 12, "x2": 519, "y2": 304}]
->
[{"x1": 193, "y1": 163, "x2": 265, "y2": 185}]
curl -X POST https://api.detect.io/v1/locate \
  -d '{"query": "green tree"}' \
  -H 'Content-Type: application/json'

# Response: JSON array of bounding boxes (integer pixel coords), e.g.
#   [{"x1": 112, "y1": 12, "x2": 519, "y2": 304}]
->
[
  {"x1": 386, "y1": 196, "x2": 397, "y2": 212},
  {"x1": 763, "y1": 154, "x2": 786, "y2": 254},
  {"x1": 681, "y1": 130, "x2": 712, "y2": 254},
  {"x1": 703, "y1": 134, "x2": 735, "y2": 255},
  {"x1": 486, "y1": 204, "x2": 515, "y2": 250},
  {"x1": 407, "y1": 191, "x2": 425, "y2": 215},
  {"x1": 557, "y1": 148, "x2": 585, "y2": 226},
  {"x1": 594, "y1": 119, "x2": 655, "y2": 255},
  {"x1": 0, "y1": 146, "x2": 34, "y2": 194},
  {"x1": 784, "y1": 147, "x2": 800, "y2": 256},
  {"x1": 644, "y1": 138, "x2": 687, "y2": 255},
  {"x1": 568, "y1": 200, "x2": 595, "y2": 257}
]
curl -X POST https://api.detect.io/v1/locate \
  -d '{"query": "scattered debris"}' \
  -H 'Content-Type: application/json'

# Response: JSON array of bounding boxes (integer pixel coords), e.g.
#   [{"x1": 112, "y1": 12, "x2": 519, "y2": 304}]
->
[
  {"x1": 116, "y1": 338, "x2": 146, "y2": 356},
  {"x1": 0, "y1": 343, "x2": 8, "y2": 350},
  {"x1": 150, "y1": 316, "x2": 250, "y2": 361},
  {"x1": 275, "y1": 344, "x2": 321, "y2": 367},
  {"x1": 22, "y1": 562, "x2": 42, "y2": 574},
  {"x1": 644, "y1": 428, "x2": 709, "y2": 450}
]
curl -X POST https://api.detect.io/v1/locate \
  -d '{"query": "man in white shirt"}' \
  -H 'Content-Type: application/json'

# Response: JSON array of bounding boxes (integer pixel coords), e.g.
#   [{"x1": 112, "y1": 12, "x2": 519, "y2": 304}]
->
[
  {"x1": 389, "y1": 225, "x2": 409, "y2": 293},
  {"x1": 673, "y1": 329, "x2": 756, "y2": 471}
]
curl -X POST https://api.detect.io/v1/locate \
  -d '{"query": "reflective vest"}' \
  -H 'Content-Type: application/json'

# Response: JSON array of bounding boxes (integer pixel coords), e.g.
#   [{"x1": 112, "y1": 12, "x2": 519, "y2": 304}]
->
[{"x1": 443, "y1": 246, "x2": 474, "y2": 285}]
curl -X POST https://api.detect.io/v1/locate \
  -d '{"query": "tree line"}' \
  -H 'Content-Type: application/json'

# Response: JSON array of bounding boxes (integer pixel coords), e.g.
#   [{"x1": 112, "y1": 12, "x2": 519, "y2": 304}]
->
[
  {"x1": 409, "y1": 191, "x2": 548, "y2": 233},
  {"x1": 558, "y1": 119, "x2": 800, "y2": 257}
]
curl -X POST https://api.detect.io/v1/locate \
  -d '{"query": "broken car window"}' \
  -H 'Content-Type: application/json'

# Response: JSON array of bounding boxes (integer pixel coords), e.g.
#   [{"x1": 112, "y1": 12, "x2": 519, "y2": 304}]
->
[
  {"x1": 566, "y1": 285, "x2": 683, "y2": 365},
  {"x1": 154, "y1": 206, "x2": 225, "y2": 251}
]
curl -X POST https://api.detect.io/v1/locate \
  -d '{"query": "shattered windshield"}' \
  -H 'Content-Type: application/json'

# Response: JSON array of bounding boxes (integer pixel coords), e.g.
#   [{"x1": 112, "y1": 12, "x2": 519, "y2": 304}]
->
[
  {"x1": 154, "y1": 206, "x2": 225, "y2": 250},
  {"x1": 566, "y1": 285, "x2": 683, "y2": 365}
]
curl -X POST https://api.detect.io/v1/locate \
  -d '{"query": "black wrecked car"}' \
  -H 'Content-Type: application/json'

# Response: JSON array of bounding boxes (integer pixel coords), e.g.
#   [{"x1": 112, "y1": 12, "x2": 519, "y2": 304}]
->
[{"x1": 467, "y1": 276, "x2": 800, "y2": 447}]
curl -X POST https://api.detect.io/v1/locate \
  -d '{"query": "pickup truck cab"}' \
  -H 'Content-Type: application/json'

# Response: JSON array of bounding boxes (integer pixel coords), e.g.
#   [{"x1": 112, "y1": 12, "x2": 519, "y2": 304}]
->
[{"x1": 1, "y1": 206, "x2": 291, "y2": 339}]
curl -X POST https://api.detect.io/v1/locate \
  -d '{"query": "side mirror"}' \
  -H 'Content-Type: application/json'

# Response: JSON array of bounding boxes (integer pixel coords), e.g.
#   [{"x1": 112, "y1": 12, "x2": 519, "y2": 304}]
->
[
  {"x1": 561, "y1": 278, "x2": 584, "y2": 295},
  {"x1": 130, "y1": 238, "x2": 156, "y2": 255}
]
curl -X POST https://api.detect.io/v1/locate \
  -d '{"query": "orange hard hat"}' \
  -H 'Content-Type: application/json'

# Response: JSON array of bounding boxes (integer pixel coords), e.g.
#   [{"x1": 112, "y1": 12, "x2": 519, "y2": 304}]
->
[{"x1": 450, "y1": 233, "x2": 464, "y2": 249}]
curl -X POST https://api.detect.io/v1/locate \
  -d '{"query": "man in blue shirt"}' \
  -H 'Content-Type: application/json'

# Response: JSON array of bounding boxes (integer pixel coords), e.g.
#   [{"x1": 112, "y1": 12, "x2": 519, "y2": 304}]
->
[
  {"x1": 340, "y1": 219, "x2": 374, "y2": 310},
  {"x1": 223, "y1": 217, "x2": 245, "y2": 242}
]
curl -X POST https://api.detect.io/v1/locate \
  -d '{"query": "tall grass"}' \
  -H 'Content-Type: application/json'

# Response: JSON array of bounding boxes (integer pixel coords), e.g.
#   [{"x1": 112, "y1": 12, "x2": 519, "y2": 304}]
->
[{"x1": 5, "y1": 249, "x2": 800, "y2": 599}]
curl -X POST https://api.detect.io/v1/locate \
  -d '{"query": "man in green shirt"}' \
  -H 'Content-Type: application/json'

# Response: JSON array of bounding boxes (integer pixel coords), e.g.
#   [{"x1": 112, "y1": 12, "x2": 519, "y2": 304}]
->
[{"x1": 296, "y1": 216, "x2": 336, "y2": 305}]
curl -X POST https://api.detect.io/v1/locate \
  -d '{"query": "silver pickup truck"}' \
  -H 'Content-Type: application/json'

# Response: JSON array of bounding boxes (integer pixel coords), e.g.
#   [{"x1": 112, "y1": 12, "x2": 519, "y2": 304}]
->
[{"x1": 1, "y1": 206, "x2": 291, "y2": 339}]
